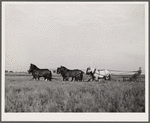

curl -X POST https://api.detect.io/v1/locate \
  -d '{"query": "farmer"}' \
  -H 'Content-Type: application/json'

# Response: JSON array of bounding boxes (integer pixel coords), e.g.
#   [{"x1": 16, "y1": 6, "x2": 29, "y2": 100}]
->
[
  {"x1": 130, "y1": 67, "x2": 142, "y2": 81},
  {"x1": 134, "y1": 67, "x2": 142, "y2": 76}
]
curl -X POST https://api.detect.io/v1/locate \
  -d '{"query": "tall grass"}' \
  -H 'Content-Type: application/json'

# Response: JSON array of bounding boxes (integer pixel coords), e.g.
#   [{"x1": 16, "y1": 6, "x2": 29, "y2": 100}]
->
[{"x1": 5, "y1": 77, "x2": 145, "y2": 112}]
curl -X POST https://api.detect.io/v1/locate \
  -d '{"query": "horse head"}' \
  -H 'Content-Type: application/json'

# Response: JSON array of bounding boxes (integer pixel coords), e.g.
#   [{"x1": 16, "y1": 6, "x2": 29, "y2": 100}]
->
[
  {"x1": 86, "y1": 67, "x2": 91, "y2": 75},
  {"x1": 28, "y1": 63, "x2": 39, "y2": 73},
  {"x1": 28, "y1": 64, "x2": 33, "y2": 73},
  {"x1": 61, "y1": 66, "x2": 67, "y2": 70},
  {"x1": 86, "y1": 67, "x2": 95, "y2": 75},
  {"x1": 57, "y1": 67, "x2": 61, "y2": 74}
]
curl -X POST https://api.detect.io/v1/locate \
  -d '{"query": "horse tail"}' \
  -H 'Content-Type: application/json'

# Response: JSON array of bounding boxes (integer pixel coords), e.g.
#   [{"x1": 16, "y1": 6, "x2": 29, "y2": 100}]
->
[{"x1": 47, "y1": 70, "x2": 52, "y2": 81}]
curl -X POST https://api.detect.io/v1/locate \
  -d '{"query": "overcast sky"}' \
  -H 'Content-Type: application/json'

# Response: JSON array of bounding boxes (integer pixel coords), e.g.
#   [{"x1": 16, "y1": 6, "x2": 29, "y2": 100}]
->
[{"x1": 3, "y1": 2, "x2": 147, "y2": 73}]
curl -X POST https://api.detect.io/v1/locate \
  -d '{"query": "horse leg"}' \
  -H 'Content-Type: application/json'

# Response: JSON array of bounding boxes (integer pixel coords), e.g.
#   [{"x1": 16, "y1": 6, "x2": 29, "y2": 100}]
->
[
  {"x1": 71, "y1": 77, "x2": 74, "y2": 81},
  {"x1": 30, "y1": 76, "x2": 36, "y2": 81},
  {"x1": 34, "y1": 77, "x2": 37, "y2": 80},
  {"x1": 66, "y1": 77, "x2": 69, "y2": 81},
  {"x1": 79, "y1": 77, "x2": 82, "y2": 82},
  {"x1": 47, "y1": 73, "x2": 52, "y2": 81},
  {"x1": 43, "y1": 76, "x2": 47, "y2": 81},
  {"x1": 48, "y1": 76, "x2": 51, "y2": 81},
  {"x1": 75, "y1": 77, "x2": 79, "y2": 81},
  {"x1": 79, "y1": 73, "x2": 83, "y2": 82},
  {"x1": 64, "y1": 77, "x2": 68, "y2": 81},
  {"x1": 95, "y1": 76, "x2": 99, "y2": 82},
  {"x1": 109, "y1": 75, "x2": 111, "y2": 81},
  {"x1": 78, "y1": 78, "x2": 81, "y2": 82},
  {"x1": 46, "y1": 77, "x2": 51, "y2": 81},
  {"x1": 87, "y1": 78, "x2": 92, "y2": 82},
  {"x1": 34, "y1": 76, "x2": 38, "y2": 81},
  {"x1": 45, "y1": 74, "x2": 51, "y2": 81},
  {"x1": 64, "y1": 78, "x2": 66, "y2": 81}
]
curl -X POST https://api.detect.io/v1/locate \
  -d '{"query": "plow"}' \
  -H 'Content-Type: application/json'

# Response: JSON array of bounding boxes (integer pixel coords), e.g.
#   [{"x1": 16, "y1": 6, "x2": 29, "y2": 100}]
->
[
  {"x1": 86, "y1": 67, "x2": 143, "y2": 82},
  {"x1": 107, "y1": 67, "x2": 142, "y2": 82}
]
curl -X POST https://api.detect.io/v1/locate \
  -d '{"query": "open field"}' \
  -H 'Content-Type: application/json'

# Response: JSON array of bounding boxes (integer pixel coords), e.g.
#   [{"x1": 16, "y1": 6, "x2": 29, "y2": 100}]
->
[{"x1": 5, "y1": 73, "x2": 145, "y2": 112}]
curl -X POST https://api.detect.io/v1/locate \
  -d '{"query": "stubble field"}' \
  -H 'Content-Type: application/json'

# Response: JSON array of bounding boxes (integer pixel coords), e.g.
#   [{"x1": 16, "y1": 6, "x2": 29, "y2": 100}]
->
[{"x1": 5, "y1": 73, "x2": 145, "y2": 112}]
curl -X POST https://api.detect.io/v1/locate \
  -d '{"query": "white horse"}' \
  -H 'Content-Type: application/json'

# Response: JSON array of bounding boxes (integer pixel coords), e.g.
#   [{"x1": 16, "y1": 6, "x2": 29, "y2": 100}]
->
[{"x1": 86, "y1": 67, "x2": 111, "y2": 81}]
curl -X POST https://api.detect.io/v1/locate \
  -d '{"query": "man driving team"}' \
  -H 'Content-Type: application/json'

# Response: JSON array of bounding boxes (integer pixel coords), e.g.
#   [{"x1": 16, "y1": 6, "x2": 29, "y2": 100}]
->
[{"x1": 131, "y1": 67, "x2": 142, "y2": 81}]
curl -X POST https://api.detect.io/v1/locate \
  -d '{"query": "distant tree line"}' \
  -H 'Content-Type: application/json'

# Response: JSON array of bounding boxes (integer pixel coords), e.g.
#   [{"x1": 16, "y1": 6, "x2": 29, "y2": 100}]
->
[
  {"x1": 5, "y1": 70, "x2": 14, "y2": 73},
  {"x1": 5, "y1": 70, "x2": 27, "y2": 73},
  {"x1": 5, "y1": 70, "x2": 56, "y2": 73}
]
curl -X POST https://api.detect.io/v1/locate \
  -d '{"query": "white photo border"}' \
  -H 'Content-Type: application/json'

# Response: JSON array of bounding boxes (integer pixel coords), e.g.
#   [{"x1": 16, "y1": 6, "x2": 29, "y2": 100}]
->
[{"x1": 1, "y1": 1, "x2": 149, "y2": 122}]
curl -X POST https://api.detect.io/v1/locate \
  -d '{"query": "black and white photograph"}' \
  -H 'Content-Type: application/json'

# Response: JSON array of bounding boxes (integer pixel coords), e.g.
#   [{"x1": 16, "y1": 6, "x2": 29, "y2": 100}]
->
[{"x1": 1, "y1": 1, "x2": 149, "y2": 122}]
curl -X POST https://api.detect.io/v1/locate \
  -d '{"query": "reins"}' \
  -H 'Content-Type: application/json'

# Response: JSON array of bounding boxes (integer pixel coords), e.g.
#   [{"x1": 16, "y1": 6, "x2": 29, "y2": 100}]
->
[
  {"x1": 97, "y1": 69, "x2": 136, "y2": 73},
  {"x1": 108, "y1": 69, "x2": 136, "y2": 73}
]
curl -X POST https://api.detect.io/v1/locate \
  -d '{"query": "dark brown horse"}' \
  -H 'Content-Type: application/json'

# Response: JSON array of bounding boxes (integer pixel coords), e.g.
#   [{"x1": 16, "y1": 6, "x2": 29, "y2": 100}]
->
[
  {"x1": 28, "y1": 64, "x2": 52, "y2": 81},
  {"x1": 57, "y1": 66, "x2": 84, "y2": 81}
]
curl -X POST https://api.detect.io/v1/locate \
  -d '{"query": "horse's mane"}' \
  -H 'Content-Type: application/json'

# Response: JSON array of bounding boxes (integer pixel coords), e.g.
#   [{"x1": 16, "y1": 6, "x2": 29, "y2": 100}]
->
[
  {"x1": 31, "y1": 64, "x2": 40, "y2": 70},
  {"x1": 61, "y1": 66, "x2": 68, "y2": 70}
]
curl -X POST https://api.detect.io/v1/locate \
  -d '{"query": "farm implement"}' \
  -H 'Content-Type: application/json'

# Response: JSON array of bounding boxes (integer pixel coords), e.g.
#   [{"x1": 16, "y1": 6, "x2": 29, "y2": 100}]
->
[{"x1": 108, "y1": 67, "x2": 142, "y2": 82}]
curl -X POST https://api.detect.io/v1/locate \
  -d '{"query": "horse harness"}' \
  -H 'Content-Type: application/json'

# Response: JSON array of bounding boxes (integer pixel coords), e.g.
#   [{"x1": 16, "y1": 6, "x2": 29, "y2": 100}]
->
[{"x1": 93, "y1": 68, "x2": 108, "y2": 77}]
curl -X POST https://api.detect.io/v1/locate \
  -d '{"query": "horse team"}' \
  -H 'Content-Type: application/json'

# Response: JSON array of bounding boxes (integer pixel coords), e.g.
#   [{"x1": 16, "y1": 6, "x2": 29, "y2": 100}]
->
[{"x1": 28, "y1": 63, "x2": 111, "y2": 82}]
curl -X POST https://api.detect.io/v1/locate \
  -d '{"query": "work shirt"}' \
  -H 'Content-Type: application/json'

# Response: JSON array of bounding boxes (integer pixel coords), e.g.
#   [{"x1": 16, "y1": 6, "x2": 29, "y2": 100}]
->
[{"x1": 133, "y1": 70, "x2": 142, "y2": 77}]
